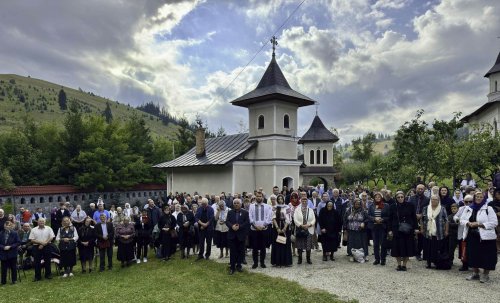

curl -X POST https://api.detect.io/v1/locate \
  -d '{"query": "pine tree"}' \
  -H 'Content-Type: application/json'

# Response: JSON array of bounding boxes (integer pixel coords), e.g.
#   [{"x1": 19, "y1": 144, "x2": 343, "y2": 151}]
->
[
  {"x1": 58, "y1": 88, "x2": 67, "y2": 110},
  {"x1": 103, "y1": 102, "x2": 113, "y2": 123}
]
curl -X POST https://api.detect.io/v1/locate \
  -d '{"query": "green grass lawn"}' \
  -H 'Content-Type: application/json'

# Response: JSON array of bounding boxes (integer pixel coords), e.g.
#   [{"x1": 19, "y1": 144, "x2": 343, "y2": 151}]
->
[{"x1": 2, "y1": 252, "x2": 348, "y2": 303}]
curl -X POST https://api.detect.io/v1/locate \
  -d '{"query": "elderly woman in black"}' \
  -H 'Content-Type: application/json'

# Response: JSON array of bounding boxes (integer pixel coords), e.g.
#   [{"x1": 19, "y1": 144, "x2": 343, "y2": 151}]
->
[
  {"x1": 135, "y1": 209, "x2": 152, "y2": 263},
  {"x1": 318, "y1": 201, "x2": 341, "y2": 261},
  {"x1": 57, "y1": 216, "x2": 79, "y2": 277},
  {"x1": 177, "y1": 205, "x2": 195, "y2": 259},
  {"x1": 388, "y1": 191, "x2": 417, "y2": 271},
  {"x1": 460, "y1": 191, "x2": 498, "y2": 283},
  {"x1": 344, "y1": 198, "x2": 369, "y2": 262},
  {"x1": 116, "y1": 216, "x2": 135, "y2": 267},
  {"x1": 421, "y1": 195, "x2": 449, "y2": 269},
  {"x1": 78, "y1": 217, "x2": 95, "y2": 273},
  {"x1": 158, "y1": 205, "x2": 177, "y2": 261}
]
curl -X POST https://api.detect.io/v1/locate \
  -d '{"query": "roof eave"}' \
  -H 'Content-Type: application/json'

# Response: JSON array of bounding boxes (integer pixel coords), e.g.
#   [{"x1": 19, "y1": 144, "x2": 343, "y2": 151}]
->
[{"x1": 231, "y1": 93, "x2": 315, "y2": 108}]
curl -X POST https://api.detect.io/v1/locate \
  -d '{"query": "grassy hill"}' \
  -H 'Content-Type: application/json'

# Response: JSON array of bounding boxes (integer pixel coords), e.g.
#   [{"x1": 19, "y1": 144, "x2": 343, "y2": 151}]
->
[
  {"x1": 340, "y1": 138, "x2": 394, "y2": 159},
  {"x1": 0, "y1": 74, "x2": 179, "y2": 139}
]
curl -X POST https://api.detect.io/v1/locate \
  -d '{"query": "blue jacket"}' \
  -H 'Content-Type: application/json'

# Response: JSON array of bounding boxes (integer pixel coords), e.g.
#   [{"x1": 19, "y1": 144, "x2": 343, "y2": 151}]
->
[
  {"x1": 0, "y1": 230, "x2": 21, "y2": 260},
  {"x1": 195, "y1": 205, "x2": 215, "y2": 230},
  {"x1": 367, "y1": 203, "x2": 390, "y2": 230}
]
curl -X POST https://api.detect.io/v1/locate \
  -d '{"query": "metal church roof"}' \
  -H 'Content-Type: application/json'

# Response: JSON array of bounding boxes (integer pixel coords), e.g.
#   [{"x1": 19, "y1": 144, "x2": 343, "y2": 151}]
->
[
  {"x1": 298, "y1": 115, "x2": 339, "y2": 144},
  {"x1": 231, "y1": 55, "x2": 315, "y2": 108},
  {"x1": 153, "y1": 133, "x2": 256, "y2": 168}
]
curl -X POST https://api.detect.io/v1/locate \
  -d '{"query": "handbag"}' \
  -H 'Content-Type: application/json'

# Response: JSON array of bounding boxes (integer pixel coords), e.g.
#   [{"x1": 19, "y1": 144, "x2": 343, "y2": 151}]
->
[
  {"x1": 397, "y1": 206, "x2": 413, "y2": 234},
  {"x1": 295, "y1": 208, "x2": 310, "y2": 238},
  {"x1": 276, "y1": 235, "x2": 287, "y2": 244},
  {"x1": 169, "y1": 229, "x2": 178, "y2": 238}
]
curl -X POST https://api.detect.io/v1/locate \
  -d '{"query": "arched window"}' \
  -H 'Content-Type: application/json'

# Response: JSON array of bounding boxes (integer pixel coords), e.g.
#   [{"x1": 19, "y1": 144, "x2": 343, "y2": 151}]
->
[
  {"x1": 82, "y1": 195, "x2": 86, "y2": 201},
  {"x1": 103, "y1": 194, "x2": 107, "y2": 199},
  {"x1": 40, "y1": 197, "x2": 45, "y2": 203},
  {"x1": 132, "y1": 192, "x2": 136, "y2": 198},
  {"x1": 65, "y1": 196, "x2": 70, "y2": 202},
  {"x1": 284, "y1": 114, "x2": 290, "y2": 129},
  {"x1": 323, "y1": 150, "x2": 327, "y2": 164},
  {"x1": 496, "y1": 81, "x2": 498, "y2": 92},
  {"x1": 309, "y1": 150, "x2": 314, "y2": 164},
  {"x1": 30, "y1": 197, "x2": 35, "y2": 204},
  {"x1": 126, "y1": 193, "x2": 130, "y2": 198},
  {"x1": 149, "y1": 192, "x2": 152, "y2": 197},
  {"x1": 21, "y1": 198, "x2": 26, "y2": 204},
  {"x1": 258, "y1": 115, "x2": 264, "y2": 129},
  {"x1": 57, "y1": 196, "x2": 62, "y2": 202},
  {"x1": 138, "y1": 192, "x2": 141, "y2": 197},
  {"x1": 316, "y1": 150, "x2": 321, "y2": 164},
  {"x1": 49, "y1": 196, "x2": 53, "y2": 203},
  {"x1": 74, "y1": 195, "x2": 78, "y2": 202}
]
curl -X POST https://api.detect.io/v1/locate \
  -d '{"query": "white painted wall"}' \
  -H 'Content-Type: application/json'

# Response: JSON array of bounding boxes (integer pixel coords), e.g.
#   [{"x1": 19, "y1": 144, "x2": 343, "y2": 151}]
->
[{"x1": 167, "y1": 166, "x2": 233, "y2": 195}]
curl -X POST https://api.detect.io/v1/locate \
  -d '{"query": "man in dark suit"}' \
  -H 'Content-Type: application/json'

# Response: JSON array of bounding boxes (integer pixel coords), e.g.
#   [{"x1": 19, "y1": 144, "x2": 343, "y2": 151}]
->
[
  {"x1": 95, "y1": 213, "x2": 114, "y2": 271},
  {"x1": 53, "y1": 202, "x2": 71, "y2": 233},
  {"x1": 408, "y1": 184, "x2": 429, "y2": 260},
  {"x1": 226, "y1": 198, "x2": 249, "y2": 275},
  {"x1": 0, "y1": 221, "x2": 21, "y2": 284},
  {"x1": 195, "y1": 198, "x2": 215, "y2": 260}
]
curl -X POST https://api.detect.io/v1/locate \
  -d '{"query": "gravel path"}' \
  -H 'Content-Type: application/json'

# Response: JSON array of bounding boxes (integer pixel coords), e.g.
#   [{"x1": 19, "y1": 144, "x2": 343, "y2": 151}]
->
[{"x1": 214, "y1": 245, "x2": 499, "y2": 303}]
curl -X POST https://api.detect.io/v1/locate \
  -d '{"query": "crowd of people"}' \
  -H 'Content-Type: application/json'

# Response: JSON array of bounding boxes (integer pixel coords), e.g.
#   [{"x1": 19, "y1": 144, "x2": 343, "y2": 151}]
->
[{"x1": 0, "y1": 178, "x2": 498, "y2": 285}]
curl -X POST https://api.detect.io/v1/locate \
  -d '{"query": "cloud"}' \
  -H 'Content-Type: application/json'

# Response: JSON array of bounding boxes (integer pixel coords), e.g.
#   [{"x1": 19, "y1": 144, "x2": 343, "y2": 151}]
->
[{"x1": 0, "y1": 0, "x2": 499, "y2": 145}]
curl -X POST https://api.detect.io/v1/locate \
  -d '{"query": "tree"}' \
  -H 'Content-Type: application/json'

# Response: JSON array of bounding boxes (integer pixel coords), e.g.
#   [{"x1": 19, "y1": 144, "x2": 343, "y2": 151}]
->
[
  {"x1": 58, "y1": 88, "x2": 67, "y2": 110},
  {"x1": 216, "y1": 126, "x2": 227, "y2": 137},
  {"x1": 393, "y1": 110, "x2": 438, "y2": 185},
  {"x1": 176, "y1": 117, "x2": 195, "y2": 156},
  {"x1": 351, "y1": 133, "x2": 376, "y2": 161},
  {"x1": 0, "y1": 169, "x2": 15, "y2": 190},
  {"x1": 103, "y1": 102, "x2": 113, "y2": 123}
]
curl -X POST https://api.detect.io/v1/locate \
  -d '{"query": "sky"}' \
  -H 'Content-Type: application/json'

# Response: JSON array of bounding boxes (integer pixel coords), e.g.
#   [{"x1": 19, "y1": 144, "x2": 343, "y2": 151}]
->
[{"x1": 0, "y1": 0, "x2": 499, "y2": 143}]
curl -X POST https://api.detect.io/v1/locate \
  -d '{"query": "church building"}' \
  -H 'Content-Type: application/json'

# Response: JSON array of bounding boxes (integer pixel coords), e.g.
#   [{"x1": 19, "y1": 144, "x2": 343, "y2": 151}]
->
[
  {"x1": 154, "y1": 42, "x2": 339, "y2": 195},
  {"x1": 461, "y1": 51, "x2": 500, "y2": 134}
]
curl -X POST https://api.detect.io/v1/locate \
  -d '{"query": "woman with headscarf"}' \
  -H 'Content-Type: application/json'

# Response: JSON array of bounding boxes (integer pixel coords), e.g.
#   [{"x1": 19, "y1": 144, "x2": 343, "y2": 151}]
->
[
  {"x1": 367, "y1": 192, "x2": 390, "y2": 265},
  {"x1": 77, "y1": 217, "x2": 95, "y2": 273},
  {"x1": 57, "y1": 216, "x2": 79, "y2": 277},
  {"x1": 439, "y1": 186, "x2": 454, "y2": 214},
  {"x1": 293, "y1": 196, "x2": 316, "y2": 264},
  {"x1": 113, "y1": 207, "x2": 125, "y2": 228},
  {"x1": 214, "y1": 201, "x2": 230, "y2": 258},
  {"x1": 115, "y1": 216, "x2": 135, "y2": 267},
  {"x1": 488, "y1": 188, "x2": 500, "y2": 255},
  {"x1": 318, "y1": 201, "x2": 341, "y2": 261},
  {"x1": 421, "y1": 195, "x2": 449, "y2": 269},
  {"x1": 388, "y1": 191, "x2": 417, "y2": 271},
  {"x1": 135, "y1": 209, "x2": 152, "y2": 263},
  {"x1": 454, "y1": 194, "x2": 473, "y2": 271},
  {"x1": 158, "y1": 205, "x2": 177, "y2": 261},
  {"x1": 344, "y1": 198, "x2": 369, "y2": 262},
  {"x1": 271, "y1": 194, "x2": 292, "y2": 267},
  {"x1": 177, "y1": 205, "x2": 195, "y2": 259},
  {"x1": 460, "y1": 191, "x2": 498, "y2": 283}
]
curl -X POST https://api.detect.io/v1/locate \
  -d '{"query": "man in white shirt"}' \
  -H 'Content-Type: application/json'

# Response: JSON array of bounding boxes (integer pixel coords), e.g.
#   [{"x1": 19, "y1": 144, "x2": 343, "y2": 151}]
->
[
  {"x1": 28, "y1": 218, "x2": 55, "y2": 281},
  {"x1": 460, "y1": 173, "x2": 476, "y2": 193},
  {"x1": 248, "y1": 191, "x2": 272, "y2": 269}
]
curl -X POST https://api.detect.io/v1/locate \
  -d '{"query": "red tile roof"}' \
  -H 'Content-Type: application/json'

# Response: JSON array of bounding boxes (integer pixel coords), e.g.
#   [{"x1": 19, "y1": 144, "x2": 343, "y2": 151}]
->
[{"x1": 0, "y1": 184, "x2": 167, "y2": 196}]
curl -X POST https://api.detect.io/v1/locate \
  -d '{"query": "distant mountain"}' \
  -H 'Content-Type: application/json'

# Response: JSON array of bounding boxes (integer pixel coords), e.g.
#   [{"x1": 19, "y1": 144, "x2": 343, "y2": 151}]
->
[{"x1": 0, "y1": 74, "x2": 179, "y2": 139}]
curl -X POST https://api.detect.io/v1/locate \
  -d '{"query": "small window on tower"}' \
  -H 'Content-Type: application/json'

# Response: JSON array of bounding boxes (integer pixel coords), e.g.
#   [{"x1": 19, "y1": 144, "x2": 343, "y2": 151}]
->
[
  {"x1": 310, "y1": 150, "x2": 314, "y2": 164},
  {"x1": 258, "y1": 115, "x2": 265, "y2": 129},
  {"x1": 284, "y1": 114, "x2": 290, "y2": 129},
  {"x1": 495, "y1": 81, "x2": 498, "y2": 92},
  {"x1": 316, "y1": 150, "x2": 321, "y2": 164},
  {"x1": 323, "y1": 150, "x2": 327, "y2": 164}
]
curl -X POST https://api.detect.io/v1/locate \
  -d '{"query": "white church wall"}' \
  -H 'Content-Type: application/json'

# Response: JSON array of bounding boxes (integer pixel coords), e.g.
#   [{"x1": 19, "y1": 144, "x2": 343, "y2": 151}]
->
[
  {"x1": 468, "y1": 102, "x2": 500, "y2": 135},
  {"x1": 167, "y1": 166, "x2": 233, "y2": 195},
  {"x1": 248, "y1": 101, "x2": 298, "y2": 138},
  {"x1": 246, "y1": 138, "x2": 297, "y2": 160}
]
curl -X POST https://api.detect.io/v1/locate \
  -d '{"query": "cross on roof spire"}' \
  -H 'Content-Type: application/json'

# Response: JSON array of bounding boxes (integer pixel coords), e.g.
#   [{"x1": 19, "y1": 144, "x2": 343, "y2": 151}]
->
[{"x1": 270, "y1": 36, "x2": 278, "y2": 57}]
